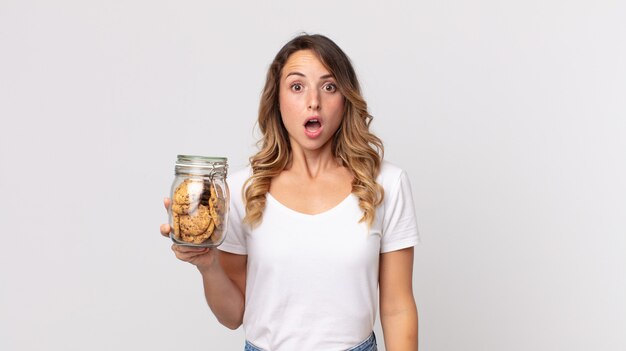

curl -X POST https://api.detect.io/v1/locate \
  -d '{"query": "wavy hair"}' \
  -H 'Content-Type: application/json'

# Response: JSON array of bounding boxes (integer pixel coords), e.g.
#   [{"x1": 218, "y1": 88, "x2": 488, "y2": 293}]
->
[{"x1": 243, "y1": 34, "x2": 384, "y2": 227}]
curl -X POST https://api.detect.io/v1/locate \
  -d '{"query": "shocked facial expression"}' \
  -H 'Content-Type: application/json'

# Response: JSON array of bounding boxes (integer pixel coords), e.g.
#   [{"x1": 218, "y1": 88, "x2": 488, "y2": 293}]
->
[{"x1": 279, "y1": 49, "x2": 345, "y2": 153}]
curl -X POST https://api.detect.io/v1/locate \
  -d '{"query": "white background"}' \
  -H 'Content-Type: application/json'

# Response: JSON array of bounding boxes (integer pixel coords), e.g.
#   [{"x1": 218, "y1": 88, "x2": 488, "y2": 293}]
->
[{"x1": 1, "y1": 0, "x2": 625, "y2": 350}]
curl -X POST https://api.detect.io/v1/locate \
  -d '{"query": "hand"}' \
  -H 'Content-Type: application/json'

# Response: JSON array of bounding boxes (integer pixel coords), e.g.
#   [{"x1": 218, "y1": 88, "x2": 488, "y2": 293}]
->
[{"x1": 160, "y1": 198, "x2": 219, "y2": 270}]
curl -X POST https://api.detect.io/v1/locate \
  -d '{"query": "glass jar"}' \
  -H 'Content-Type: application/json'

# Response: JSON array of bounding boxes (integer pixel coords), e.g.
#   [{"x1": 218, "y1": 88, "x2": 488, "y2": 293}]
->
[{"x1": 168, "y1": 155, "x2": 229, "y2": 247}]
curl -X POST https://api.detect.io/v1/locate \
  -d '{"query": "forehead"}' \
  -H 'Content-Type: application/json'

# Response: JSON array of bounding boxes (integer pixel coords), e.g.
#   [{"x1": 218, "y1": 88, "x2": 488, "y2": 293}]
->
[{"x1": 281, "y1": 49, "x2": 331, "y2": 77}]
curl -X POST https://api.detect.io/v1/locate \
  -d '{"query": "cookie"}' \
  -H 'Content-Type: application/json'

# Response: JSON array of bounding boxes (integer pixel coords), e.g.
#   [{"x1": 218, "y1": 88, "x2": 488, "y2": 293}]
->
[
  {"x1": 172, "y1": 202, "x2": 197, "y2": 215},
  {"x1": 171, "y1": 177, "x2": 226, "y2": 245},
  {"x1": 179, "y1": 204, "x2": 210, "y2": 236},
  {"x1": 210, "y1": 226, "x2": 223, "y2": 242},
  {"x1": 208, "y1": 183, "x2": 225, "y2": 227},
  {"x1": 182, "y1": 220, "x2": 213, "y2": 243},
  {"x1": 205, "y1": 218, "x2": 215, "y2": 236},
  {"x1": 172, "y1": 212, "x2": 181, "y2": 239},
  {"x1": 174, "y1": 179, "x2": 204, "y2": 205},
  {"x1": 182, "y1": 231, "x2": 210, "y2": 244}
]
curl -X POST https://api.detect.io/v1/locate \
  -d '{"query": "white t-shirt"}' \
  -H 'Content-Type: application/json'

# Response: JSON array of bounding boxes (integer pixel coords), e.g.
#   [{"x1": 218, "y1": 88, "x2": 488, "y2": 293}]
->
[{"x1": 219, "y1": 161, "x2": 420, "y2": 350}]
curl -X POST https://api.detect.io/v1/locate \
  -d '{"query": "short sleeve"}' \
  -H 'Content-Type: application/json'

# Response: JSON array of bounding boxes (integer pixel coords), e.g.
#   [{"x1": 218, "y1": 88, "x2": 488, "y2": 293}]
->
[
  {"x1": 218, "y1": 168, "x2": 250, "y2": 255},
  {"x1": 380, "y1": 170, "x2": 420, "y2": 253}
]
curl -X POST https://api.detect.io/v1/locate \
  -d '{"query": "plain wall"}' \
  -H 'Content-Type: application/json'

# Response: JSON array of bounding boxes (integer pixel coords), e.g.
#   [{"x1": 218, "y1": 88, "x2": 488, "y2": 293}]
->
[{"x1": 1, "y1": 0, "x2": 625, "y2": 350}]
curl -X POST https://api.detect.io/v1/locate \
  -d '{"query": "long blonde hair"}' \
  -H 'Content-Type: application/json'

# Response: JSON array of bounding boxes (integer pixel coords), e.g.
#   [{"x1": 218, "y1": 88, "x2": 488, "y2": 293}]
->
[{"x1": 243, "y1": 34, "x2": 384, "y2": 227}]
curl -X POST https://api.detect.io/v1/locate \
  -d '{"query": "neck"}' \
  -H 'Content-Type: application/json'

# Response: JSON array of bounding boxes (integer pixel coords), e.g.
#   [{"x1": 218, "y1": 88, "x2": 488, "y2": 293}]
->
[{"x1": 287, "y1": 141, "x2": 341, "y2": 179}]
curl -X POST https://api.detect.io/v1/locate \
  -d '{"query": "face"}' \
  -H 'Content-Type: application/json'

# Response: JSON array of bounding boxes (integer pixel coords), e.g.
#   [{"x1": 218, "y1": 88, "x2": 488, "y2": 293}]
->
[{"x1": 278, "y1": 49, "x2": 345, "y2": 153}]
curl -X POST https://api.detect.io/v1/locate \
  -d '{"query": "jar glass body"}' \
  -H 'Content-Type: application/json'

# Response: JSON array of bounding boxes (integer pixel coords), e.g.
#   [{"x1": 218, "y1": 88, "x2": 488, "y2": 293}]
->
[{"x1": 168, "y1": 155, "x2": 229, "y2": 247}]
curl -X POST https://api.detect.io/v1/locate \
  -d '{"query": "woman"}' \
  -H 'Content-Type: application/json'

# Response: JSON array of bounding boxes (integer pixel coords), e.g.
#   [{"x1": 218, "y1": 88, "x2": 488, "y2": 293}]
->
[{"x1": 160, "y1": 34, "x2": 419, "y2": 351}]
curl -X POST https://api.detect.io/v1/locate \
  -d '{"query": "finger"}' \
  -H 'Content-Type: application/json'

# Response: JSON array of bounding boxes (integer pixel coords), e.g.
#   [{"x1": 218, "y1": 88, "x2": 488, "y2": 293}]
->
[
  {"x1": 160, "y1": 223, "x2": 171, "y2": 236},
  {"x1": 174, "y1": 245, "x2": 209, "y2": 254},
  {"x1": 171, "y1": 245, "x2": 208, "y2": 260},
  {"x1": 163, "y1": 197, "x2": 171, "y2": 211},
  {"x1": 177, "y1": 251, "x2": 206, "y2": 262}
]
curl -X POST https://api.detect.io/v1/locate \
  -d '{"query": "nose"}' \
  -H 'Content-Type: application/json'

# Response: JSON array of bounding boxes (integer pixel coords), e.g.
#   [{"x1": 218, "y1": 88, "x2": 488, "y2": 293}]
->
[{"x1": 307, "y1": 90, "x2": 320, "y2": 111}]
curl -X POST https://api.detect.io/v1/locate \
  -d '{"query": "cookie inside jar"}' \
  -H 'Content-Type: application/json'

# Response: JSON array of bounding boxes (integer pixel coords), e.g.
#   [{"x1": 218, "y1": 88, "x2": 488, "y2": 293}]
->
[{"x1": 171, "y1": 178, "x2": 226, "y2": 246}]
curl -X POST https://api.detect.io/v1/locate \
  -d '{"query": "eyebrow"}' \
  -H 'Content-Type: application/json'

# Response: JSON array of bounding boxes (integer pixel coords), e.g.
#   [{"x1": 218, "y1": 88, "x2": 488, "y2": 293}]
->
[{"x1": 285, "y1": 72, "x2": 335, "y2": 79}]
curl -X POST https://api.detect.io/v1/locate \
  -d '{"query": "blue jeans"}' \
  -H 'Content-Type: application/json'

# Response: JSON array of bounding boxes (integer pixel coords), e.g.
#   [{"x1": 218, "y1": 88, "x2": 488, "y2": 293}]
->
[{"x1": 244, "y1": 332, "x2": 377, "y2": 351}]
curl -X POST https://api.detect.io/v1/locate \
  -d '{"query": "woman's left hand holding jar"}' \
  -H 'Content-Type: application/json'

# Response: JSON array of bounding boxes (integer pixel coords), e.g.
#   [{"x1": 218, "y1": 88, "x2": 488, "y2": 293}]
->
[{"x1": 160, "y1": 197, "x2": 220, "y2": 270}]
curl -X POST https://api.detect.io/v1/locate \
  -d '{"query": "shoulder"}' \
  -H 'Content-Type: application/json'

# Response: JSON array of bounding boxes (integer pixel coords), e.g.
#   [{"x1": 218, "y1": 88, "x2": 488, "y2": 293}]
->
[
  {"x1": 227, "y1": 165, "x2": 252, "y2": 203},
  {"x1": 228, "y1": 165, "x2": 252, "y2": 186},
  {"x1": 377, "y1": 160, "x2": 407, "y2": 191}
]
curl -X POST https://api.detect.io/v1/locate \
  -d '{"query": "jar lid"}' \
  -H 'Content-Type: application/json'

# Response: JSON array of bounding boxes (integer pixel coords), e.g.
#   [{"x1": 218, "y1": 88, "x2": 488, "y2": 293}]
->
[
  {"x1": 176, "y1": 155, "x2": 227, "y2": 165},
  {"x1": 175, "y1": 155, "x2": 228, "y2": 177}
]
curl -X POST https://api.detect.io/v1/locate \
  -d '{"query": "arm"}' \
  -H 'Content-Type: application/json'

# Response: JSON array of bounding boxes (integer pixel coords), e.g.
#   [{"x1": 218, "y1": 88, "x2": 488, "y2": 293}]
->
[
  {"x1": 379, "y1": 247, "x2": 419, "y2": 351},
  {"x1": 198, "y1": 250, "x2": 247, "y2": 329},
  {"x1": 168, "y1": 243, "x2": 247, "y2": 330},
  {"x1": 161, "y1": 198, "x2": 247, "y2": 330}
]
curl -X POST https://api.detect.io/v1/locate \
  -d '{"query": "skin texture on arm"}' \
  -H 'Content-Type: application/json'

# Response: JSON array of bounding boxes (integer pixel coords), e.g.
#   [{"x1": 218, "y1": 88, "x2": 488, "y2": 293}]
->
[
  {"x1": 198, "y1": 250, "x2": 247, "y2": 329},
  {"x1": 168, "y1": 246, "x2": 247, "y2": 329},
  {"x1": 379, "y1": 247, "x2": 419, "y2": 351}
]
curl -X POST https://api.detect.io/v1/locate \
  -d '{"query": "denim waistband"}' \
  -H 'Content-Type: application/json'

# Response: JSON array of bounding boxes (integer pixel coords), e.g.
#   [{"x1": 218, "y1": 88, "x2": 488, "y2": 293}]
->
[
  {"x1": 347, "y1": 332, "x2": 377, "y2": 351},
  {"x1": 244, "y1": 332, "x2": 377, "y2": 351}
]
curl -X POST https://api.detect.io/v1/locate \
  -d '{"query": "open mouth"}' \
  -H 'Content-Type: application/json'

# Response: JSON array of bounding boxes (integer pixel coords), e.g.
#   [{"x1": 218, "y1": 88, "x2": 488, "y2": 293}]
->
[{"x1": 304, "y1": 118, "x2": 322, "y2": 132}]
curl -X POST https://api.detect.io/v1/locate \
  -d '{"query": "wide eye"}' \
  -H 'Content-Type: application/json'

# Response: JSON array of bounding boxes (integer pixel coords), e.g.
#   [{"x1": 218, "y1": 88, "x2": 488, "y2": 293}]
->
[
  {"x1": 291, "y1": 83, "x2": 303, "y2": 92},
  {"x1": 323, "y1": 83, "x2": 337, "y2": 93}
]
